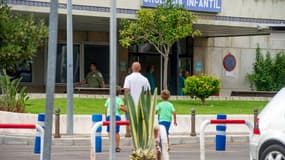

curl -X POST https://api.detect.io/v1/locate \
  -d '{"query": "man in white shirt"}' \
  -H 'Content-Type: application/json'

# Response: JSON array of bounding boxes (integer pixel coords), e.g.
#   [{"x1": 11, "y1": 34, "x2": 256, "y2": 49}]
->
[
  {"x1": 123, "y1": 62, "x2": 150, "y2": 137},
  {"x1": 124, "y1": 62, "x2": 151, "y2": 105}
]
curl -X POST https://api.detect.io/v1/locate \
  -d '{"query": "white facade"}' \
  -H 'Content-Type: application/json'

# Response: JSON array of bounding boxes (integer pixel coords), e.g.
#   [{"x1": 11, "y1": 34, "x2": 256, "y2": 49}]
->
[
  {"x1": 7, "y1": 0, "x2": 285, "y2": 95},
  {"x1": 195, "y1": 36, "x2": 285, "y2": 95}
]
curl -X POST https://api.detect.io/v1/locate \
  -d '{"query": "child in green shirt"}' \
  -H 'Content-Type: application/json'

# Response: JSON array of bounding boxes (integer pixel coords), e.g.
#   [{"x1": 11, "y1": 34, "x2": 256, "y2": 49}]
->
[
  {"x1": 104, "y1": 86, "x2": 127, "y2": 152},
  {"x1": 156, "y1": 89, "x2": 177, "y2": 147}
]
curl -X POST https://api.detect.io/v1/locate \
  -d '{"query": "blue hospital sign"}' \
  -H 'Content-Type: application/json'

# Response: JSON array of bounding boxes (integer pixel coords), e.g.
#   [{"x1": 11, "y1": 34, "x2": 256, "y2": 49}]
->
[{"x1": 142, "y1": 0, "x2": 222, "y2": 13}]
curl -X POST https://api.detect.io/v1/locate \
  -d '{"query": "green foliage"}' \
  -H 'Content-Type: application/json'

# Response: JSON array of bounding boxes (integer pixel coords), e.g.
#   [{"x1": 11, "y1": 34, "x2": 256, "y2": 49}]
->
[
  {"x1": 119, "y1": 0, "x2": 200, "y2": 89},
  {"x1": 0, "y1": 3, "x2": 48, "y2": 70},
  {"x1": 119, "y1": 2, "x2": 200, "y2": 49},
  {"x1": 125, "y1": 89, "x2": 157, "y2": 160},
  {"x1": 183, "y1": 74, "x2": 221, "y2": 105},
  {"x1": 247, "y1": 46, "x2": 285, "y2": 91},
  {"x1": 0, "y1": 70, "x2": 30, "y2": 112},
  {"x1": 273, "y1": 53, "x2": 285, "y2": 89}
]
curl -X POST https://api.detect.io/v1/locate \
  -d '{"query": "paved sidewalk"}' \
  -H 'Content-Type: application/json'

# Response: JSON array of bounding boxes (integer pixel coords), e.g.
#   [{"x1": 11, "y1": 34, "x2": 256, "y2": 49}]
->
[
  {"x1": 0, "y1": 143, "x2": 250, "y2": 160},
  {"x1": 0, "y1": 134, "x2": 250, "y2": 146}
]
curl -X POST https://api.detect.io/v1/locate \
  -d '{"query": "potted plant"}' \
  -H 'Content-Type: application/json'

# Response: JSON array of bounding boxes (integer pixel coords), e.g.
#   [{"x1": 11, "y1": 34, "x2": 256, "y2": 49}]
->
[{"x1": 125, "y1": 89, "x2": 158, "y2": 160}]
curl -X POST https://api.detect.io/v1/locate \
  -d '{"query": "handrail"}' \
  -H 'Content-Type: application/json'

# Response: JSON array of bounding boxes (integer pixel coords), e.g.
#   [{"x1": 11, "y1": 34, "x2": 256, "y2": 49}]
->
[
  {"x1": 0, "y1": 123, "x2": 44, "y2": 160},
  {"x1": 200, "y1": 119, "x2": 253, "y2": 160}
]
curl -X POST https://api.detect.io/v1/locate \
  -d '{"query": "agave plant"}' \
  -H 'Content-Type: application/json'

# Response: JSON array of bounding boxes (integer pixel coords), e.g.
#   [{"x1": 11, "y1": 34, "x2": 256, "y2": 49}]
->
[
  {"x1": 125, "y1": 89, "x2": 157, "y2": 160},
  {"x1": 0, "y1": 70, "x2": 29, "y2": 112}
]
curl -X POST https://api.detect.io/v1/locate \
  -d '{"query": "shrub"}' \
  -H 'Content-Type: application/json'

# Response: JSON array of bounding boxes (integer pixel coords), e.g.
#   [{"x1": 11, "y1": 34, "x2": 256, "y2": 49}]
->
[
  {"x1": 0, "y1": 70, "x2": 29, "y2": 112},
  {"x1": 247, "y1": 46, "x2": 285, "y2": 91},
  {"x1": 183, "y1": 74, "x2": 221, "y2": 105}
]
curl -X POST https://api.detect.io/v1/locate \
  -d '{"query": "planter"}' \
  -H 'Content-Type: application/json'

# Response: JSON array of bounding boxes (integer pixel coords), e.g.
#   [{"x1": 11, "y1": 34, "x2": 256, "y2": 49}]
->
[
  {"x1": 212, "y1": 92, "x2": 220, "y2": 96},
  {"x1": 130, "y1": 153, "x2": 156, "y2": 160},
  {"x1": 231, "y1": 91, "x2": 277, "y2": 97}
]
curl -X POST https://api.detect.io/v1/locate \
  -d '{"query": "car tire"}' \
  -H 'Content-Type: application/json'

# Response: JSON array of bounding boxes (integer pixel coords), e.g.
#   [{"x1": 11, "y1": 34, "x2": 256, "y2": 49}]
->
[{"x1": 260, "y1": 144, "x2": 285, "y2": 160}]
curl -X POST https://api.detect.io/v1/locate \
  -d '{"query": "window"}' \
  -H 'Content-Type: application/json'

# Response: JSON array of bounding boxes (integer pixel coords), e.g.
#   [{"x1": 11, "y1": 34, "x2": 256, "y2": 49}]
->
[
  {"x1": 7, "y1": 64, "x2": 32, "y2": 82},
  {"x1": 84, "y1": 44, "x2": 109, "y2": 84},
  {"x1": 56, "y1": 44, "x2": 80, "y2": 83}
]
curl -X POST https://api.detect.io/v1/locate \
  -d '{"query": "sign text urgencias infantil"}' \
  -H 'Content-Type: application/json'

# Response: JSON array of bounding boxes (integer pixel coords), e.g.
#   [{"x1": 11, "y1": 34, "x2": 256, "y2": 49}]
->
[{"x1": 142, "y1": 0, "x2": 222, "y2": 13}]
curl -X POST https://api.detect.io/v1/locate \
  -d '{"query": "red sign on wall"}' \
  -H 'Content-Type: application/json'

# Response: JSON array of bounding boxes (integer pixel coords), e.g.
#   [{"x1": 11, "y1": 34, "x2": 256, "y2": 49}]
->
[{"x1": 223, "y1": 53, "x2": 236, "y2": 72}]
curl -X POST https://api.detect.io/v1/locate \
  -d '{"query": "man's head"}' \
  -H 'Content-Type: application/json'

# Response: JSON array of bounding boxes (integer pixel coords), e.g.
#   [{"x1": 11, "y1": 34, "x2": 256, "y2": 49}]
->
[
  {"x1": 90, "y1": 63, "x2": 97, "y2": 72},
  {"x1": 131, "y1": 62, "x2": 141, "y2": 73}
]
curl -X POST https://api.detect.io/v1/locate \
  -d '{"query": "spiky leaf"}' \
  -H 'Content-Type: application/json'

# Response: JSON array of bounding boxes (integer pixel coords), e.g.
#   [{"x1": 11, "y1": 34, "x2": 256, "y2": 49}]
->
[{"x1": 125, "y1": 88, "x2": 157, "y2": 160}]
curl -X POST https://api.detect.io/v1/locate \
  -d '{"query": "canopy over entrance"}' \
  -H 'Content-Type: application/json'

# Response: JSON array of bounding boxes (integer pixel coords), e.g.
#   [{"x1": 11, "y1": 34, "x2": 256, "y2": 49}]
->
[
  {"x1": 16, "y1": 11, "x2": 270, "y2": 37},
  {"x1": 194, "y1": 24, "x2": 269, "y2": 38}
]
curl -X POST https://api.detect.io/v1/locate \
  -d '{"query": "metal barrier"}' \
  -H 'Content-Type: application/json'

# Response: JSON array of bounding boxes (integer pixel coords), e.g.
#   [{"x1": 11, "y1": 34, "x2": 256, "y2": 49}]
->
[
  {"x1": 90, "y1": 120, "x2": 169, "y2": 160},
  {"x1": 34, "y1": 114, "x2": 45, "y2": 154},
  {"x1": 200, "y1": 119, "x2": 253, "y2": 160},
  {"x1": 90, "y1": 121, "x2": 129, "y2": 160},
  {"x1": 159, "y1": 124, "x2": 169, "y2": 160},
  {"x1": 0, "y1": 123, "x2": 44, "y2": 160}
]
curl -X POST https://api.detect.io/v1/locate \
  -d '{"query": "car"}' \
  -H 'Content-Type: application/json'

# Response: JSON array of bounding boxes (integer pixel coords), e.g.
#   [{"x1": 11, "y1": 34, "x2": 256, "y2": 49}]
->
[{"x1": 250, "y1": 88, "x2": 285, "y2": 160}]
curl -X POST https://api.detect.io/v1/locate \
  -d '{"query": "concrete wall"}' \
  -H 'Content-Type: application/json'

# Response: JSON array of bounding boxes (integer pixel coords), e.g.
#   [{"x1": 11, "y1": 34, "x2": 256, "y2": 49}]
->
[
  {"x1": 218, "y1": 0, "x2": 285, "y2": 20},
  {"x1": 193, "y1": 38, "x2": 208, "y2": 75},
  {"x1": 194, "y1": 35, "x2": 285, "y2": 96},
  {"x1": 11, "y1": 0, "x2": 285, "y2": 20},
  {"x1": 58, "y1": 31, "x2": 109, "y2": 43},
  {"x1": 0, "y1": 111, "x2": 253, "y2": 135}
]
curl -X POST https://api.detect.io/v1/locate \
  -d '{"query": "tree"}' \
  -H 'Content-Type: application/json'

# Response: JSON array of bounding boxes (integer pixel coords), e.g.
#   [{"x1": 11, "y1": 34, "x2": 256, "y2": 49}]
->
[
  {"x1": 273, "y1": 53, "x2": 285, "y2": 90},
  {"x1": 119, "y1": 0, "x2": 200, "y2": 89},
  {"x1": 247, "y1": 46, "x2": 285, "y2": 91},
  {"x1": 0, "y1": 3, "x2": 48, "y2": 70}
]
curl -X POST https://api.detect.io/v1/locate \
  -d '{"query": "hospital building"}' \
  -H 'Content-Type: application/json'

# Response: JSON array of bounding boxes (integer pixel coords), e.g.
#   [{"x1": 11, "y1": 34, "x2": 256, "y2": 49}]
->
[{"x1": 7, "y1": 0, "x2": 285, "y2": 95}]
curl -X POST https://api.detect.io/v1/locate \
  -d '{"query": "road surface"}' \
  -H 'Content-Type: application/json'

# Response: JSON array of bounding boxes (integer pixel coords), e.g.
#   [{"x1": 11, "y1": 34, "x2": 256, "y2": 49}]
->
[{"x1": 0, "y1": 143, "x2": 250, "y2": 160}]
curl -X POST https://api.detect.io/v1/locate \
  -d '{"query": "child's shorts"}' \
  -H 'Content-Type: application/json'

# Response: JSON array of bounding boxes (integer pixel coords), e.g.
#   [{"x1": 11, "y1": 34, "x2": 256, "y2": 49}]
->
[
  {"x1": 159, "y1": 121, "x2": 171, "y2": 135},
  {"x1": 106, "y1": 115, "x2": 121, "y2": 133}
]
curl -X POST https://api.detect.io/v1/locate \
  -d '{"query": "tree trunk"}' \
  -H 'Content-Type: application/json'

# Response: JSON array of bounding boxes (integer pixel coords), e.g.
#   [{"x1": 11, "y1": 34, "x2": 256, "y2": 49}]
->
[
  {"x1": 201, "y1": 98, "x2": 206, "y2": 105},
  {"x1": 163, "y1": 55, "x2": 169, "y2": 90}
]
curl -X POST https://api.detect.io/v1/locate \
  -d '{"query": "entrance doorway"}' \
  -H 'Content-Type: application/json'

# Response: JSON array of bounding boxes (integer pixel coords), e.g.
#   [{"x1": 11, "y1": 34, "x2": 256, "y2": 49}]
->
[
  {"x1": 128, "y1": 52, "x2": 162, "y2": 92},
  {"x1": 127, "y1": 37, "x2": 193, "y2": 95}
]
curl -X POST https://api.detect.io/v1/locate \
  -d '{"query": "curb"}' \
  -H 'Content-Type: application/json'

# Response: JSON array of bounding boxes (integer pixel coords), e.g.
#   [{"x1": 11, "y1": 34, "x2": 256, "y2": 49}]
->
[
  {"x1": 0, "y1": 134, "x2": 250, "y2": 146},
  {"x1": 29, "y1": 93, "x2": 271, "y2": 101}
]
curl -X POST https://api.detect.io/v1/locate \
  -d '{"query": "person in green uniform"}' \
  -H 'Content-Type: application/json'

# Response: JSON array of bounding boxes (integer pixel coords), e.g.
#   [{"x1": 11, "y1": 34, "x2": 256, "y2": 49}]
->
[
  {"x1": 146, "y1": 65, "x2": 156, "y2": 94},
  {"x1": 82, "y1": 63, "x2": 105, "y2": 88},
  {"x1": 104, "y1": 86, "x2": 127, "y2": 152}
]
